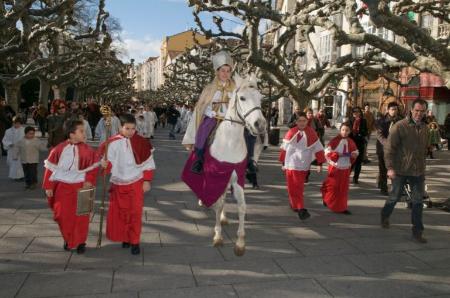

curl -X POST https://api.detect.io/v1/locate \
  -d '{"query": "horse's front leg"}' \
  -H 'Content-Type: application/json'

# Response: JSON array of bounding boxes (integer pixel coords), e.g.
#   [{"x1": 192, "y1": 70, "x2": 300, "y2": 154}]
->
[
  {"x1": 212, "y1": 195, "x2": 225, "y2": 247},
  {"x1": 233, "y1": 183, "x2": 246, "y2": 256}
]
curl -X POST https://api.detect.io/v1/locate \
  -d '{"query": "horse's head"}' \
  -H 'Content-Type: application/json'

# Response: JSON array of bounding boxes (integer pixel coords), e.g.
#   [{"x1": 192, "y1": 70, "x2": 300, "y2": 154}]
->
[{"x1": 230, "y1": 73, "x2": 267, "y2": 136}]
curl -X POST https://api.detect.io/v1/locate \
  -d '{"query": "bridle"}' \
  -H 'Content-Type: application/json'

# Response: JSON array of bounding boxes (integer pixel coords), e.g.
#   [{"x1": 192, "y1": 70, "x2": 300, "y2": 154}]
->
[{"x1": 223, "y1": 87, "x2": 262, "y2": 129}]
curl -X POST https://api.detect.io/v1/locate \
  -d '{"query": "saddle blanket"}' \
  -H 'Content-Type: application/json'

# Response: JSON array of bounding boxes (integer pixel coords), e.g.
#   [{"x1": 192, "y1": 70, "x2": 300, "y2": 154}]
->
[{"x1": 181, "y1": 149, "x2": 247, "y2": 207}]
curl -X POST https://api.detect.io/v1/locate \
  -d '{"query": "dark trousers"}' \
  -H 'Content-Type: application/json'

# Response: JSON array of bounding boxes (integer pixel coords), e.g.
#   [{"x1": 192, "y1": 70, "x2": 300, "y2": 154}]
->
[
  {"x1": 381, "y1": 175, "x2": 425, "y2": 235},
  {"x1": 244, "y1": 129, "x2": 257, "y2": 161},
  {"x1": 352, "y1": 141, "x2": 366, "y2": 181},
  {"x1": 168, "y1": 123, "x2": 176, "y2": 139},
  {"x1": 22, "y1": 163, "x2": 38, "y2": 186},
  {"x1": 377, "y1": 151, "x2": 388, "y2": 192}
]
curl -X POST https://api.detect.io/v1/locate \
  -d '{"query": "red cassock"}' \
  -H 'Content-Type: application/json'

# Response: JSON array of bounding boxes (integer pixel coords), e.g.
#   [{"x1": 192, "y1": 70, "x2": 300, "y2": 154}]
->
[
  {"x1": 42, "y1": 141, "x2": 99, "y2": 249},
  {"x1": 279, "y1": 126, "x2": 325, "y2": 210},
  {"x1": 97, "y1": 133, "x2": 155, "y2": 245},
  {"x1": 321, "y1": 136, "x2": 358, "y2": 212}
]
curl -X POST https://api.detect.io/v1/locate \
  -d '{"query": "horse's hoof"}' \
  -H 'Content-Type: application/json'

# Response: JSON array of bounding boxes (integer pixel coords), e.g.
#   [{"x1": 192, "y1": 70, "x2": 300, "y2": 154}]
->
[
  {"x1": 234, "y1": 245, "x2": 246, "y2": 256},
  {"x1": 213, "y1": 238, "x2": 224, "y2": 247},
  {"x1": 220, "y1": 218, "x2": 229, "y2": 226}
]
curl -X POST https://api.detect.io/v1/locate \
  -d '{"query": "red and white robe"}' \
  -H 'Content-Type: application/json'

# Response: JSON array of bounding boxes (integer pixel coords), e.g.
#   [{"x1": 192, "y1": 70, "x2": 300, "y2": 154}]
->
[
  {"x1": 43, "y1": 141, "x2": 99, "y2": 249},
  {"x1": 98, "y1": 133, "x2": 155, "y2": 245},
  {"x1": 321, "y1": 136, "x2": 358, "y2": 212},
  {"x1": 279, "y1": 126, "x2": 325, "y2": 210}
]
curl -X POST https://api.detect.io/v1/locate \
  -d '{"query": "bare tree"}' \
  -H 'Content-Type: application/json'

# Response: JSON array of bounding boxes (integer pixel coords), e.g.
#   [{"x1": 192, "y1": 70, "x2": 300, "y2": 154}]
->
[
  {"x1": 187, "y1": 0, "x2": 450, "y2": 108},
  {"x1": 0, "y1": 0, "x2": 126, "y2": 110}
]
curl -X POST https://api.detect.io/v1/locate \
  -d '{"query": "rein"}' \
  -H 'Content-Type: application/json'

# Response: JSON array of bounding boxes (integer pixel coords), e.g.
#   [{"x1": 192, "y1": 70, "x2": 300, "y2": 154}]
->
[{"x1": 223, "y1": 88, "x2": 261, "y2": 127}]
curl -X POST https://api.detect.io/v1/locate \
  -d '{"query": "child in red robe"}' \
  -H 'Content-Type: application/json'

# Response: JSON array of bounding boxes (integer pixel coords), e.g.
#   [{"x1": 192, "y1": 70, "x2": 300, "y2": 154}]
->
[
  {"x1": 321, "y1": 122, "x2": 359, "y2": 214},
  {"x1": 279, "y1": 112, "x2": 326, "y2": 220},
  {"x1": 98, "y1": 114, "x2": 155, "y2": 255},
  {"x1": 43, "y1": 119, "x2": 99, "y2": 254}
]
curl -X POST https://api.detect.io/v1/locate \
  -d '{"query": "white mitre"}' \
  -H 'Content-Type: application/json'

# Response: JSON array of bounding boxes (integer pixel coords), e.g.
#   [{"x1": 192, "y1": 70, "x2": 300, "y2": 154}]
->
[{"x1": 212, "y1": 51, "x2": 233, "y2": 71}]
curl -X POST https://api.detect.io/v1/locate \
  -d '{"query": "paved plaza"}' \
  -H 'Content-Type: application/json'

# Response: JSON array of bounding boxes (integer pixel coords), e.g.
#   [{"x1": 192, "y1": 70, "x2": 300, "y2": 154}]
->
[{"x1": 0, "y1": 128, "x2": 449, "y2": 298}]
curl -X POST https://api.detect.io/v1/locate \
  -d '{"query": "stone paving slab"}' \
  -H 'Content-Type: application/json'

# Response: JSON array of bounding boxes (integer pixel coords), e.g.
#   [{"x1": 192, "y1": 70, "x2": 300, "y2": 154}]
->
[
  {"x1": 406, "y1": 249, "x2": 450, "y2": 269},
  {"x1": 0, "y1": 273, "x2": 28, "y2": 298},
  {"x1": 289, "y1": 238, "x2": 361, "y2": 256},
  {"x1": 275, "y1": 255, "x2": 366, "y2": 278},
  {"x1": 219, "y1": 241, "x2": 301, "y2": 261},
  {"x1": 233, "y1": 279, "x2": 332, "y2": 298},
  {"x1": 0, "y1": 224, "x2": 12, "y2": 238},
  {"x1": 16, "y1": 270, "x2": 113, "y2": 298},
  {"x1": 66, "y1": 292, "x2": 138, "y2": 298},
  {"x1": 344, "y1": 235, "x2": 428, "y2": 253},
  {"x1": 67, "y1": 245, "x2": 143, "y2": 270},
  {"x1": 0, "y1": 212, "x2": 39, "y2": 225},
  {"x1": 0, "y1": 252, "x2": 70, "y2": 273},
  {"x1": 112, "y1": 264, "x2": 195, "y2": 292},
  {"x1": 140, "y1": 285, "x2": 237, "y2": 298},
  {"x1": 316, "y1": 275, "x2": 450, "y2": 298},
  {"x1": 158, "y1": 229, "x2": 233, "y2": 246},
  {"x1": 4, "y1": 223, "x2": 61, "y2": 237},
  {"x1": 191, "y1": 259, "x2": 288, "y2": 286},
  {"x1": 344, "y1": 252, "x2": 432, "y2": 274},
  {"x1": 0, "y1": 237, "x2": 33, "y2": 253},
  {"x1": 143, "y1": 245, "x2": 224, "y2": 265}
]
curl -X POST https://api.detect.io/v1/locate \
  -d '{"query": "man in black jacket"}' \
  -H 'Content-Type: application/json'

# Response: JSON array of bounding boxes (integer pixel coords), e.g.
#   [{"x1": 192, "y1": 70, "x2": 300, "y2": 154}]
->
[
  {"x1": 349, "y1": 107, "x2": 368, "y2": 184},
  {"x1": 166, "y1": 105, "x2": 180, "y2": 140},
  {"x1": 375, "y1": 102, "x2": 403, "y2": 195}
]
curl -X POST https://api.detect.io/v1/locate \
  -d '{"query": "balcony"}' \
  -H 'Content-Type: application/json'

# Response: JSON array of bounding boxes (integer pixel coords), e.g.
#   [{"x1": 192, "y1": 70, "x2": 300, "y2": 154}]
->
[{"x1": 438, "y1": 23, "x2": 450, "y2": 39}]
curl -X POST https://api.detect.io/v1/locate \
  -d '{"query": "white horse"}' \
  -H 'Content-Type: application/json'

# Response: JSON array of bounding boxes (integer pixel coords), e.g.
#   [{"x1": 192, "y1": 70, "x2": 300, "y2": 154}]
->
[{"x1": 209, "y1": 74, "x2": 266, "y2": 256}]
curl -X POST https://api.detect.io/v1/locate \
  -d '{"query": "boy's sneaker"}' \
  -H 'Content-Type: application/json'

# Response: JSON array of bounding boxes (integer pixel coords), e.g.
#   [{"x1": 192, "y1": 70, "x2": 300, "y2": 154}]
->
[
  {"x1": 76, "y1": 243, "x2": 86, "y2": 254},
  {"x1": 131, "y1": 244, "x2": 140, "y2": 255},
  {"x1": 298, "y1": 209, "x2": 311, "y2": 220}
]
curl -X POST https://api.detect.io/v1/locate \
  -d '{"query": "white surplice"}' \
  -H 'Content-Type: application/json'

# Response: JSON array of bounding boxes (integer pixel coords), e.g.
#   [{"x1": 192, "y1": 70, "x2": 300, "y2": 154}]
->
[{"x1": 2, "y1": 126, "x2": 25, "y2": 179}]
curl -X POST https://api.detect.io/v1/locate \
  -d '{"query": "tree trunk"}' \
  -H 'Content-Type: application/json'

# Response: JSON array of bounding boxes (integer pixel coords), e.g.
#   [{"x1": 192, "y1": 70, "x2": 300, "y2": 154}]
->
[
  {"x1": 52, "y1": 84, "x2": 67, "y2": 100},
  {"x1": 5, "y1": 82, "x2": 20, "y2": 113},
  {"x1": 39, "y1": 78, "x2": 50, "y2": 107},
  {"x1": 72, "y1": 88, "x2": 79, "y2": 101}
]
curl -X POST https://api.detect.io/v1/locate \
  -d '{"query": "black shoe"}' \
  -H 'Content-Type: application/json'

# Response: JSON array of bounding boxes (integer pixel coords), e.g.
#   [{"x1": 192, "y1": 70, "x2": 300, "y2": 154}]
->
[
  {"x1": 298, "y1": 209, "x2": 311, "y2": 220},
  {"x1": 412, "y1": 232, "x2": 427, "y2": 244},
  {"x1": 322, "y1": 201, "x2": 327, "y2": 207},
  {"x1": 380, "y1": 189, "x2": 389, "y2": 196},
  {"x1": 381, "y1": 214, "x2": 390, "y2": 229},
  {"x1": 191, "y1": 159, "x2": 204, "y2": 174},
  {"x1": 63, "y1": 242, "x2": 70, "y2": 251},
  {"x1": 341, "y1": 210, "x2": 352, "y2": 215},
  {"x1": 122, "y1": 242, "x2": 130, "y2": 248},
  {"x1": 363, "y1": 159, "x2": 371, "y2": 164},
  {"x1": 131, "y1": 244, "x2": 140, "y2": 255},
  {"x1": 76, "y1": 243, "x2": 86, "y2": 254},
  {"x1": 353, "y1": 178, "x2": 359, "y2": 184}
]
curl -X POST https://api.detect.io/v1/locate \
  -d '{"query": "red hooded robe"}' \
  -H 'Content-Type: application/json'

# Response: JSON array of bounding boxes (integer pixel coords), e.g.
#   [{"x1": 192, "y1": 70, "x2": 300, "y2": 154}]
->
[
  {"x1": 97, "y1": 133, "x2": 154, "y2": 245},
  {"x1": 43, "y1": 140, "x2": 99, "y2": 249},
  {"x1": 321, "y1": 135, "x2": 358, "y2": 212}
]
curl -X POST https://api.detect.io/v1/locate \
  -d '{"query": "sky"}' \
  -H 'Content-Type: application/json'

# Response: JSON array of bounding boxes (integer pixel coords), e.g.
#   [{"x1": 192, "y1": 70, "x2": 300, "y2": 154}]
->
[{"x1": 106, "y1": 0, "x2": 244, "y2": 63}]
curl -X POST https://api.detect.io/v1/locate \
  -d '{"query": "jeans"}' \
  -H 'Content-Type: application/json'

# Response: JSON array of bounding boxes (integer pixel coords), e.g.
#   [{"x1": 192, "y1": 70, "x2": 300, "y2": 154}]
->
[
  {"x1": 168, "y1": 123, "x2": 176, "y2": 139},
  {"x1": 381, "y1": 175, "x2": 425, "y2": 235}
]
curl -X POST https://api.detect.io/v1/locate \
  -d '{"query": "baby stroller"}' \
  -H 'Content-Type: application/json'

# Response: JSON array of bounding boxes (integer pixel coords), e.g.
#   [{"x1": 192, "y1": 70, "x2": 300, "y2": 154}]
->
[{"x1": 402, "y1": 183, "x2": 432, "y2": 208}]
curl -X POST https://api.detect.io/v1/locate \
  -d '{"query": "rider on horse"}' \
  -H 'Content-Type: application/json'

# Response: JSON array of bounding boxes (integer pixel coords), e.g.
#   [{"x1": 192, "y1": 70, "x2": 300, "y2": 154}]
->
[{"x1": 183, "y1": 51, "x2": 257, "y2": 174}]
